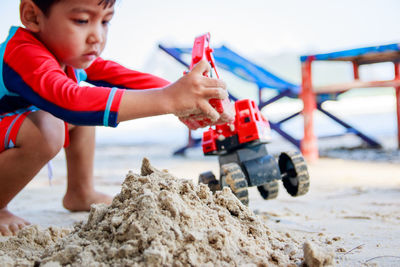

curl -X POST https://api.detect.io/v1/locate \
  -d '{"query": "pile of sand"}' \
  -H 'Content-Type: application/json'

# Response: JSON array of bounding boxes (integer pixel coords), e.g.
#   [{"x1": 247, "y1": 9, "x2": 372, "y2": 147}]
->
[{"x1": 0, "y1": 158, "x2": 334, "y2": 266}]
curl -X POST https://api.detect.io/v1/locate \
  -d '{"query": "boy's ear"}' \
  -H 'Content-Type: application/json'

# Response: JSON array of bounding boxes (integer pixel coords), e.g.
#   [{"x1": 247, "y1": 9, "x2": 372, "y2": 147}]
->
[{"x1": 20, "y1": 0, "x2": 43, "y2": 33}]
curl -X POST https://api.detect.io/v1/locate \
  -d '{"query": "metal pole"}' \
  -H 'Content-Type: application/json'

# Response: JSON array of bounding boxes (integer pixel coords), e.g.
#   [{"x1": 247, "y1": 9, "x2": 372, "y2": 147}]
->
[
  {"x1": 300, "y1": 57, "x2": 319, "y2": 161},
  {"x1": 353, "y1": 61, "x2": 359, "y2": 80},
  {"x1": 394, "y1": 62, "x2": 400, "y2": 149}
]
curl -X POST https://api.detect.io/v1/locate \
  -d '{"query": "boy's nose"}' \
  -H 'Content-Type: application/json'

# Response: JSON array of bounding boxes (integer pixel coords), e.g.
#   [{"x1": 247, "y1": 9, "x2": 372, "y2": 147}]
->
[{"x1": 88, "y1": 26, "x2": 104, "y2": 44}]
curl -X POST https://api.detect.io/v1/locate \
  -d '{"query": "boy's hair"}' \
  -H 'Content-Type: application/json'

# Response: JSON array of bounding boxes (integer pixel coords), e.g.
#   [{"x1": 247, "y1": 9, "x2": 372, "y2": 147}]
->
[{"x1": 32, "y1": 0, "x2": 116, "y2": 16}]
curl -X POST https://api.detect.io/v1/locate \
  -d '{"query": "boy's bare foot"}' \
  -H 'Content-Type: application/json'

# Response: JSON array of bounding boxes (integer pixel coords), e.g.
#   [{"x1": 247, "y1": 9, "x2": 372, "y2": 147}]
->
[
  {"x1": 62, "y1": 190, "x2": 113, "y2": 212},
  {"x1": 0, "y1": 208, "x2": 31, "y2": 236}
]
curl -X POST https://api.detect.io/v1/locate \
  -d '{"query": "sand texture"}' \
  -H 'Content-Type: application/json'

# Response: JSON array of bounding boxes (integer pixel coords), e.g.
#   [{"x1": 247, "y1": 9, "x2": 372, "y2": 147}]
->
[
  {"x1": 2, "y1": 140, "x2": 400, "y2": 266},
  {"x1": 0, "y1": 158, "x2": 334, "y2": 266}
]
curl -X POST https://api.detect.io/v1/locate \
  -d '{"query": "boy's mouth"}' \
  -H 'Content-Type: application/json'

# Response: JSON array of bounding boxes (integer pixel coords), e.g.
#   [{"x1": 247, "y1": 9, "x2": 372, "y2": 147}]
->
[
  {"x1": 84, "y1": 51, "x2": 98, "y2": 56},
  {"x1": 83, "y1": 51, "x2": 99, "y2": 61}
]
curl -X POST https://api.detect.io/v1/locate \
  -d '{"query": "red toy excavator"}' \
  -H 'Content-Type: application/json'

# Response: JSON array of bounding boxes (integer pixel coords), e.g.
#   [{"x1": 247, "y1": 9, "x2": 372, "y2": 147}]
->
[{"x1": 189, "y1": 33, "x2": 310, "y2": 205}]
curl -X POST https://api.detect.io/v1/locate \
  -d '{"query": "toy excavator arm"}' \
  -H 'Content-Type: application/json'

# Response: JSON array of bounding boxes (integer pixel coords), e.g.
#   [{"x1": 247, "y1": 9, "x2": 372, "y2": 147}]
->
[
  {"x1": 189, "y1": 33, "x2": 225, "y2": 115},
  {"x1": 190, "y1": 33, "x2": 220, "y2": 79}
]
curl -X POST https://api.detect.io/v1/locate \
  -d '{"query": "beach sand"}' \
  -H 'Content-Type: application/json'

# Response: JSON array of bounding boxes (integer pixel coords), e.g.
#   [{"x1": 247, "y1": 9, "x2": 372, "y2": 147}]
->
[{"x1": 1, "y1": 140, "x2": 400, "y2": 266}]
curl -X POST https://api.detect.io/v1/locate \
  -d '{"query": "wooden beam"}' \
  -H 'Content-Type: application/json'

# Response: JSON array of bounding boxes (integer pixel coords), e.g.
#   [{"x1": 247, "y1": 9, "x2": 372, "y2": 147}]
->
[{"x1": 313, "y1": 79, "x2": 400, "y2": 94}]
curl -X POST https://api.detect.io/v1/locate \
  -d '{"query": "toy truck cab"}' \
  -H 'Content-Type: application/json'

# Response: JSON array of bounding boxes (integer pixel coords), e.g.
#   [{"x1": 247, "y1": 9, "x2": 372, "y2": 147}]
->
[
  {"x1": 236, "y1": 99, "x2": 271, "y2": 144},
  {"x1": 202, "y1": 99, "x2": 271, "y2": 155}
]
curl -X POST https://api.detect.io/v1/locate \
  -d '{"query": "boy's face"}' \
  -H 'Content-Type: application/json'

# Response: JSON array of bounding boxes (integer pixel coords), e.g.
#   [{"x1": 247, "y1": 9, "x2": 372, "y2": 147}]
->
[{"x1": 36, "y1": 0, "x2": 114, "y2": 70}]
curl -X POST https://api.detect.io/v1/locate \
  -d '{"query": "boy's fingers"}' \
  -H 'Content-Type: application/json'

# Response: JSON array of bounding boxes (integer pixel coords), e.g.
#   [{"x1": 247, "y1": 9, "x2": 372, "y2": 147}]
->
[
  {"x1": 182, "y1": 117, "x2": 207, "y2": 130},
  {"x1": 190, "y1": 60, "x2": 211, "y2": 76},
  {"x1": 203, "y1": 88, "x2": 229, "y2": 100},
  {"x1": 180, "y1": 117, "x2": 201, "y2": 130},
  {"x1": 218, "y1": 110, "x2": 235, "y2": 124},
  {"x1": 204, "y1": 78, "x2": 227, "y2": 90},
  {"x1": 198, "y1": 101, "x2": 220, "y2": 122}
]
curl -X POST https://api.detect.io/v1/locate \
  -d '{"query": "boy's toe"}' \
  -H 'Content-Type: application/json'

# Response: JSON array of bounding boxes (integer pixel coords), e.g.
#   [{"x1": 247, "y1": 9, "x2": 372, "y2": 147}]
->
[
  {"x1": 0, "y1": 209, "x2": 30, "y2": 236},
  {"x1": 0, "y1": 224, "x2": 13, "y2": 236},
  {"x1": 19, "y1": 221, "x2": 30, "y2": 229},
  {"x1": 9, "y1": 223, "x2": 20, "y2": 235}
]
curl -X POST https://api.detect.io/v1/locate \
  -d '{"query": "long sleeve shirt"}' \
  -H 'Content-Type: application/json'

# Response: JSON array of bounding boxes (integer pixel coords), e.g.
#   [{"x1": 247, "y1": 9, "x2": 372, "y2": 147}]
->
[{"x1": 0, "y1": 26, "x2": 170, "y2": 127}]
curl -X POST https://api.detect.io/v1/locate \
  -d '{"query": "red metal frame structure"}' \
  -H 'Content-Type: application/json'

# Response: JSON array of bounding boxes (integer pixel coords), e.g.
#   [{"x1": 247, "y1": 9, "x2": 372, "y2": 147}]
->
[{"x1": 300, "y1": 44, "x2": 400, "y2": 161}]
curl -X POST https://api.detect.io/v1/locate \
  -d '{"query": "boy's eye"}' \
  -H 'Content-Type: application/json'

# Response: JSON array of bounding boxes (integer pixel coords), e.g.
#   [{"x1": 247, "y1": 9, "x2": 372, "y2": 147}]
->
[
  {"x1": 74, "y1": 19, "x2": 89, "y2": 24},
  {"x1": 102, "y1": 20, "x2": 110, "y2": 26}
]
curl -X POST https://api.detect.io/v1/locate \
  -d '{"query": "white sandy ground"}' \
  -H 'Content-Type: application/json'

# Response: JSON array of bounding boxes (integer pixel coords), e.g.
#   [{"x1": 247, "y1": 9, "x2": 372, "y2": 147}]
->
[{"x1": 1, "y1": 138, "x2": 400, "y2": 266}]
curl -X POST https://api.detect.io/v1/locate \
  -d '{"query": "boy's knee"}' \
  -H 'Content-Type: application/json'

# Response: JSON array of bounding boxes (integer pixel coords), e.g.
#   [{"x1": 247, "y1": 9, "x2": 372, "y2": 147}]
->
[
  {"x1": 18, "y1": 111, "x2": 65, "y2": 159},
  {"x1": 40, "y1": 118, "x2": 65, "y2": 158}
]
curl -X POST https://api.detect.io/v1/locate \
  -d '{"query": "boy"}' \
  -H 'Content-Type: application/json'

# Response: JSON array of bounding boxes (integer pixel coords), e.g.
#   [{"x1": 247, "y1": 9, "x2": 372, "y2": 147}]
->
[{"x1": 0, "y1": 0, "x2": 232, "y2": 236}]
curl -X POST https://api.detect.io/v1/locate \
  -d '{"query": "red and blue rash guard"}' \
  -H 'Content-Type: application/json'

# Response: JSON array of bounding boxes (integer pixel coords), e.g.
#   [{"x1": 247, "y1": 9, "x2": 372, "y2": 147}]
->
[{"x1": 0, "y1": 26, "x2": 170, "y2": 127}]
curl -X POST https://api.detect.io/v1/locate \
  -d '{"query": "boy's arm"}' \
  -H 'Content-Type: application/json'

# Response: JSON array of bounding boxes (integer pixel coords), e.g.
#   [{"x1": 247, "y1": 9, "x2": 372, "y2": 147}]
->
[
  {"x1": 117, "y1": 60, "x2": 229, "y2": 123},
  {"x1": 84, "y1": 57, "x2": 170, "y2": 90},
  {"x1": 84, "y1": 58, "x2": 231, "y2": 125}
]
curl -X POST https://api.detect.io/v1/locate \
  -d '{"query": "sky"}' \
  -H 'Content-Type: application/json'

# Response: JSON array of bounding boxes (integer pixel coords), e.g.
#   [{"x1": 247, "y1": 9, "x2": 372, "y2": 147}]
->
[{"x1": 2, "y1": 0, "x2": 400, "y2": 70}]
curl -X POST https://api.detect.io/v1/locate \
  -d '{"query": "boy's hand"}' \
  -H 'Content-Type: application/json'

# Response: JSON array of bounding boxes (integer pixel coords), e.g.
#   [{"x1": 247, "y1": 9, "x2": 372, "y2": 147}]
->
[
  {"x1": 179, "y1": 100, "x2": 235, "y2": 130},
  {"x1": 164, "y1": 60, "x2": 229, "y2": 123}
]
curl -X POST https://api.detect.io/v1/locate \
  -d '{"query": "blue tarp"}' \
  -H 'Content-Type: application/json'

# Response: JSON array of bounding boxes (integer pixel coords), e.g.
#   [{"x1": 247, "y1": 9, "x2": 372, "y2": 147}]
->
[
  {"x1": 300, "y1": 43, "x2": 400, "y2": 62},
  {"x1": 159, "y1": 45, "x2": 301, "y2": 96}
]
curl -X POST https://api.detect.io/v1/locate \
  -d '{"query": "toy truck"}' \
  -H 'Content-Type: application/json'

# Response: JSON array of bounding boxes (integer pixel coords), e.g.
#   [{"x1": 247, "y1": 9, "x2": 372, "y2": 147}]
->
[{"x1": 188, "y1": 33, "x2": 310, "y2": 205}]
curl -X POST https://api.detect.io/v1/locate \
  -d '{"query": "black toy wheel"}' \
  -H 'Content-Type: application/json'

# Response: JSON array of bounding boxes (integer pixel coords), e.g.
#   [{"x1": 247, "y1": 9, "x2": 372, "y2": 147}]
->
[
  {"x1": 257, "y1": 180, "x2": 279, "y2": 200},
  {"x1": 220, "y1": 163, "x2": 249, "y2": 205},
  {"x1": 199, "y1": 171, "x2": 220, "y2": 193},
  {"x1": 278, "y1": 151, "x2": 310, "y2": 197}
]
